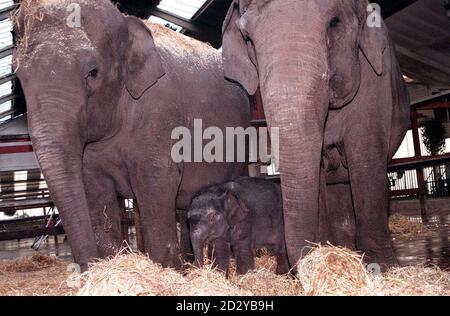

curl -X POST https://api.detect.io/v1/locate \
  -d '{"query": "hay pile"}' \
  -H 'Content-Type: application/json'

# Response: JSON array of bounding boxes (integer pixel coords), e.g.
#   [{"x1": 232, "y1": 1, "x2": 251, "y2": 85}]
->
[
  {"x1": 0, "y1": 254, "x2": 74, "y2": 296},
  {"x1": 76, "y1": 248, "x2": 300, "y2": 296},
  {"x1": 297, "y1": 243, "x2": 449, "y2": 296},
  {"x1": 1, "y1": 246, "x2": 448, "y2": 296},
  {"x1": 389, "y1": 214, "x2": 431, "y2": 239}
]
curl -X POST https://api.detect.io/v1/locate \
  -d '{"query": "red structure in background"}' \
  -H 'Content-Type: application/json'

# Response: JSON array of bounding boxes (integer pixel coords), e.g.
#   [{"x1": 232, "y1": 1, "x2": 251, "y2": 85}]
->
[
  {"x1": 396, "y1": 91, "x2": 450, "y2": 221},
  {"x1": 0, "y1": 137, "x2": 33, "y2": 154},
  {"x1": 250, "y1": 88, "x2": 266, "y2": 122},
  {"x1": 250, "y1": 89, "x2": 450, "y2": 220}
]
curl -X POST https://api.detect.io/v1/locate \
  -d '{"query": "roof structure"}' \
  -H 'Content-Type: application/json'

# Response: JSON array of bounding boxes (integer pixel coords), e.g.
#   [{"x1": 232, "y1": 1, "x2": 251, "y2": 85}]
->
[{"x1": 386, "y1": 0, "x2": 450, "y2": 87}]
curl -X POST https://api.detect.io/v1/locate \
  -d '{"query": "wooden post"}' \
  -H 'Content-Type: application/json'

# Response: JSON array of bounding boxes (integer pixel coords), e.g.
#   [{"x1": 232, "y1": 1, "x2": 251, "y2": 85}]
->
[
  {"x1": 133, "y1": 199, "x2": 145, "y2": 253},
  {"x1": 411, "y1": 112, "x2": 428, "y2": 223}
]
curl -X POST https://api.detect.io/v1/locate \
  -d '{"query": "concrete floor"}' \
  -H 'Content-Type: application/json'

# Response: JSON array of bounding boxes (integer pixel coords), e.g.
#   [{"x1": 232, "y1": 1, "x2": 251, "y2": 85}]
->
[
  {"x1": 393, "y1": 213, "x2": 450, "y2": 270},
  {"x1": 0, "y1": 235, "x2": 73, "y2": 262}
]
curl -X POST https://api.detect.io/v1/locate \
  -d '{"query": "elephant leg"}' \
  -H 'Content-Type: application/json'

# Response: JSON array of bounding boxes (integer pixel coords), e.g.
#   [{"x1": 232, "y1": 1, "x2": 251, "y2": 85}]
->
[
  {"x1": 346, "y1": 154, "x2": 398, "y2": 269},
  {"x1": 177, "y1": 210, "x2": 194, "y2": 263},
  {"x1": 133, "y1": 167, "x2": 182, "y2": 269},
  {"x1": 232, "y1": 237, "x2": 254, "y2": 275},
  {"x1": 83, "y1": 171, "x2": 123, "y2": 258},
  {"x1": 208, "y1": 238, "x2": 231, "y2": 273},
  {"x1": 275, "y1": 246, "x2": 291, "y2": 275},
  {"x1": 326, "y1": 183, "x2": 356, "y2": 249}
]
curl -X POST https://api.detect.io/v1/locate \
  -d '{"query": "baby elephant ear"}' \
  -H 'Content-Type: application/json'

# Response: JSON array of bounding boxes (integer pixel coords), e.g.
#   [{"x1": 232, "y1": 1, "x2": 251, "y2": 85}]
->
[
  {"x1": 125, "y1": 16, "x2": 166, "y2": 99},
  {"x1": 225, "y1": 191, "x2": 250, "y2": 226}
]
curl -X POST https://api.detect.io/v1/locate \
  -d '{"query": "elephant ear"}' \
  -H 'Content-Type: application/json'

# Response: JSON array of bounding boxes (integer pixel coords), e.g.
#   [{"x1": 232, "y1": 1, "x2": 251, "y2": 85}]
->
[
  {"x1": 222, "y1": 0, "x2": 259, "y2": 96},
  {"x1": 225, "y1": 191, "x2": 250, "y2": 227},
  {"x1": 125, "y1": 16, "x2": 166, "y2": 99},
  {"x1": 358, "y1": 8, "x2": 388, "y2": 76}
]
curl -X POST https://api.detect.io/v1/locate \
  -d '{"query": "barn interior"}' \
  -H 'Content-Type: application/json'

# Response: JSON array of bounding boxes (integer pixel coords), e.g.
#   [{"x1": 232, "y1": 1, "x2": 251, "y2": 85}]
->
[{"x1": 0, "y1": 0, "x2": 449, "y2": 296}]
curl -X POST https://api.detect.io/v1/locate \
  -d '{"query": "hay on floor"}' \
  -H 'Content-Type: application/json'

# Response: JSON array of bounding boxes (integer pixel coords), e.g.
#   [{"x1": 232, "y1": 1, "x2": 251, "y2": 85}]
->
[
  {"x1": 0, "y1": 254, "x2": 74, "y2": 296},
  {"x1": 389, "y1": 214, "x2": 431, "y2": 239},
  {"x1": 0, "y1": 245, "x2": 448, "y2": 296}
]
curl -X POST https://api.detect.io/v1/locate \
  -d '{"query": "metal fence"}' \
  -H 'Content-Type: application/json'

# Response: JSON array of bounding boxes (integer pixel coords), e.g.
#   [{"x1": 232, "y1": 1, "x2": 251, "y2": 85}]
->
[{"x1": 389, "y1": 163, "x2": 450, "y2": 199}]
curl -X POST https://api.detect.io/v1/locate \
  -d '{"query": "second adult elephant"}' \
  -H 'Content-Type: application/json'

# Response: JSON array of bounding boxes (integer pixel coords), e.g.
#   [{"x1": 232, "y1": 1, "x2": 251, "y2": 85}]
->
[
  {"x1": 222, "y1": 0, "x2": 410, "y2": 269},
  {"x1": 13, "y1": 0, "x2": 249, "y2": 270}
]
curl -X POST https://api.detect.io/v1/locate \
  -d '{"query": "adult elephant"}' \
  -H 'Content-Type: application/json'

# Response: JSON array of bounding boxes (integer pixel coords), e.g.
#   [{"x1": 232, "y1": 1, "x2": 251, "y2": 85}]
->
[
  {"x1": 13, "y1": 0, "x2": 249, "y2": 271},
  {"x1": 222, "y1": 0, "x2": 410, "y2": 269}
]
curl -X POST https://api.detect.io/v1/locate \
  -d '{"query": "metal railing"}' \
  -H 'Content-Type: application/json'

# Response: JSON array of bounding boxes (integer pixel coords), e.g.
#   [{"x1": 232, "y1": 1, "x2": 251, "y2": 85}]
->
[{"x1": 389, "y1": 163, "x2": 450, "y2": 199}]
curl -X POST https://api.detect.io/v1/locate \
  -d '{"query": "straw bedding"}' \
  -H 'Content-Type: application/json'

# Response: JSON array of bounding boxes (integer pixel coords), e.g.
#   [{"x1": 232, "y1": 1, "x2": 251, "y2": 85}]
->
[
  {"x1": 1, "y1": 245, "x2": 448, "y2": 296},
  {"x1": 389, "y1": 214, "x2": 432, "y2": 239}
]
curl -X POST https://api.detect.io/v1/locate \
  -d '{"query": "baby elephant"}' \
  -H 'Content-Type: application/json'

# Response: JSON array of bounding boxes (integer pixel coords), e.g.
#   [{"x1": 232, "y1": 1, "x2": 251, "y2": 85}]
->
[{"x1": 188, "y1": 177, "x2": 290, "y2": 275}]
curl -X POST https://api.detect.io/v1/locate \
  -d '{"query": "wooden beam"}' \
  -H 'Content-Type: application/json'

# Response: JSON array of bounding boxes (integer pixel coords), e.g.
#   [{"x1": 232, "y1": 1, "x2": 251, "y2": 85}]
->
[
  {"x1": 191, "y1": 0, "x2": 216, "y2": 21},
  {"x1": 0, "y1": 73, "x2": 16, "y2": 85},
  {"x1": 0, "y1": 5, "x2": 15, "y2": 21},
  {"x1": 0, "y1": 215, "x2": 56, "y2": 225},
  {"x1": 0, "y1": 226, "x2": 64, "y2": 242},
  {"x1": 388, "y1": 154, "x2": 450, "y2": 172},
  {"x1": 375, "y1": 0, "x2": 418, "y2": 19},
  {"x1": 0, "y1": 109, "x2": 14, "y2": 119},
  {"x1": 412, "y1": 101, "x2": 450, "y2": 111},
  {"x1": 0, "y1": 45, "x2": 14, "y2": 59},
  {"x1": 0, "y1": 197, "x2": 53, "y2": 212},
  {"x1": 0, "y1": 93, "x2": 18, "y2": 105},
  {"x1": 390, "y1": 188, "x2": 421, "y2": 197},
  {"x1": 396, "y1": 45, "x2": 450, "y2": 77},
  {"x1": 0, "y1": 143, "x2": 33, "y2": 154}
]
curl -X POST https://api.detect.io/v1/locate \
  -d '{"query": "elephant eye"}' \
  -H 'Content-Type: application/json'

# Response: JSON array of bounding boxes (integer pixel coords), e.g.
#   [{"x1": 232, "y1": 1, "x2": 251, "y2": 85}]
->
[
  {"x1": 329, "y1": 16, "x2": 341, "y2": 29},
  {"x1": 88, "y1": 68, "x2": 99, "y2": 79}
]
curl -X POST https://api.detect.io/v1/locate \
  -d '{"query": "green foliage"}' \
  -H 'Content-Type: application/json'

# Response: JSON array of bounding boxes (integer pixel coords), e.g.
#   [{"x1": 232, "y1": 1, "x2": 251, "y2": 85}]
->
[{"x1": 421, "y1": 118, "x2": 447, "y2": 155}]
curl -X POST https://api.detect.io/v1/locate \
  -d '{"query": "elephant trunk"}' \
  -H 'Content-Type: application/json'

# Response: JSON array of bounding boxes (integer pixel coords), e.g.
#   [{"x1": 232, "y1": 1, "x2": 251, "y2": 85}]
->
[
  {"x1": 191, "y1": 233, "x2": 206, "y2": 268},
  {"x1": 258, "y1": 43, "x2": 329, "y2": 268},
  {"x1": 28, "y1": 95, "x2": 98, "y2": 271}
]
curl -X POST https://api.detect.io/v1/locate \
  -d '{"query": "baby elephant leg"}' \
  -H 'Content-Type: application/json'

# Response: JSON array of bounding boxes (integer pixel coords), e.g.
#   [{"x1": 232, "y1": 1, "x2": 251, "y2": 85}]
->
[
  {"x1": 208, "y1": 238, "x2": 231, "y2": 273},
  {"x1": 233, "y1": 238, "x2": 254, "y2": 275}
]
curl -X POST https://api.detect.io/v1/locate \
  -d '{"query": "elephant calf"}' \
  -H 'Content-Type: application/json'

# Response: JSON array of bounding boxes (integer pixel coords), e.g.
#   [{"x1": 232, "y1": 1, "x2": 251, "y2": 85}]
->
[{"x1": 188, "y1": 177, "x2": 290, "y2": 275}]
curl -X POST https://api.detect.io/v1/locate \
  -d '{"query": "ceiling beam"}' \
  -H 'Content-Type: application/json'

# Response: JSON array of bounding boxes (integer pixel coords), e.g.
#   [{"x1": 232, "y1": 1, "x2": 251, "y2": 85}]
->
[
  {"x1": 395, "y1": 45, "x2": 450, "y2": 76},
  {"x1": 0, "y1": 4, "x2": 16, "y2": 21},
  {"x1": 148, "y1": 8, "x2": 220, "y2": 41},
  {"x1": 112, "y1": 0, "x2": 161, "y2": 19},
  {"x1": 374, "y1": 0, "x2": 418, "y2": 19},
  {"x1": 191, "y1": 0, "x2": 216, "y2": 21}
]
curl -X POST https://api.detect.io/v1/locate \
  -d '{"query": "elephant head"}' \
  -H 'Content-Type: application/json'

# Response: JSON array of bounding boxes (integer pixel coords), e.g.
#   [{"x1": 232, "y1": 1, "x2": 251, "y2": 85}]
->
[
  {"x1": 188, "y1": 187, "x2": 249, "y2": 267},
  {"x1": 222, "y1": 0, "x2": 408, "y2": 266},
  {"x1": 13, "y1": 0, "x2": 165, "y2": 269}
]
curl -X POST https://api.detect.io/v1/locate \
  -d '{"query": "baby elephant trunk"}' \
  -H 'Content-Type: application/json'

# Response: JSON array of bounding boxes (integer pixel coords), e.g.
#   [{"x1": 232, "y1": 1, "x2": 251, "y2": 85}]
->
[{"x1": 191, "y1": 231, "x2": 206, "y2": 268}]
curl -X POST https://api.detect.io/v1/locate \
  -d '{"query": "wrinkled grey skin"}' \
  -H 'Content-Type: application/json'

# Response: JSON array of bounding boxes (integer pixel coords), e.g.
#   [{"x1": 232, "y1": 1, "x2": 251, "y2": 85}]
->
[
  {"x1": 13, "y1": 0, "x2": 249, "y2": 271},
  {"x1": 188, "y1": 177, "x2": 289, "y2": 275},
  {"x1": 222, "y1": 0, "x2": 410, "y2": 269}
]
